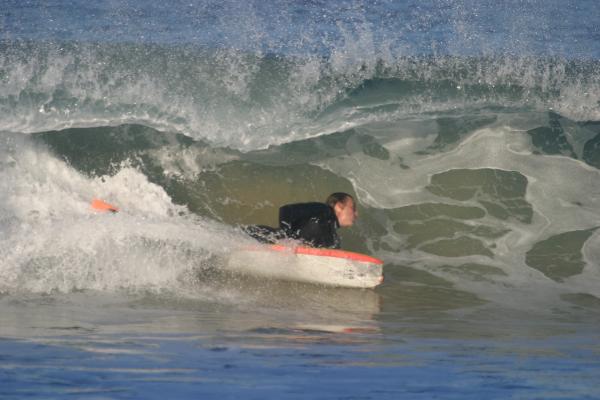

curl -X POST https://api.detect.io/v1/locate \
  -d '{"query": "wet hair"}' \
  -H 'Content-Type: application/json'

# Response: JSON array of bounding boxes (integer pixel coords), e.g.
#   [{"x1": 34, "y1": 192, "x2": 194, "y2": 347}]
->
[{"x1": 326, "y1": 192, "x2": 354, "y2": 208}]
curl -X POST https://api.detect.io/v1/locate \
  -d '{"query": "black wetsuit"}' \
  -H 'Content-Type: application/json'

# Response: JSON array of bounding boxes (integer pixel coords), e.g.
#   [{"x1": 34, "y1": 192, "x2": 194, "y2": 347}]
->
[
  {"x1": 279, "y1": 202, "x2": 340, "y2": 248},
  {"x1": 243, "y1": 202, "x2": 340, "y2": 248}
]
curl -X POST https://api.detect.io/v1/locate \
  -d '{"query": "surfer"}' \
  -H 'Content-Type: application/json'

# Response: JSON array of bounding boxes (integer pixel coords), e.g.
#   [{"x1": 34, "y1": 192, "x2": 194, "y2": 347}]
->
[{"x1": 243, "y1": 192, "x2": 357, "y2": 248}]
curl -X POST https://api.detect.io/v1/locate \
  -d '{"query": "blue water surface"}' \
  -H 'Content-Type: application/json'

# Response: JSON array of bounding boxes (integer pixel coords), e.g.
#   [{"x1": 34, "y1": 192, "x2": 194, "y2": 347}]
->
[
  {"x1": 3, "y1": 0, "x2": 600, "y2": 58},
  {"x1": 2, "y1": 327, "x2": 599, "y2": 399}
]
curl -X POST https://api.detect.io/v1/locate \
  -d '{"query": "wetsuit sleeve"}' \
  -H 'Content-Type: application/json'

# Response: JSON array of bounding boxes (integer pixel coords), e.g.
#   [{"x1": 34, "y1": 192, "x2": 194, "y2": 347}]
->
[
  {"x1": 242, "y1": 225, "x2": 285, "y2": 244},
  {"x1": 279, "y1": 202, "x2": 340, "y2": 248},
  {"x1": 297, "y1": 218, "x2": 340, "y2": 248}
]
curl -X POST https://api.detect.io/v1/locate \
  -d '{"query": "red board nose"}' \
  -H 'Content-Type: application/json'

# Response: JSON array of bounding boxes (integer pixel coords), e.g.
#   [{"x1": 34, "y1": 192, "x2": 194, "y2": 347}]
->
[{"x1": 91, "y1": 199, "x2": 119, "y2": 213}]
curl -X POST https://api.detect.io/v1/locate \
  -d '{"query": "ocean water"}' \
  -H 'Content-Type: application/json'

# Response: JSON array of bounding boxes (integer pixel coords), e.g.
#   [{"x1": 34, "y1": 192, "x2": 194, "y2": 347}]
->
[{"x1": 2, "y1": 0, "x2": 600, "y2": 398}]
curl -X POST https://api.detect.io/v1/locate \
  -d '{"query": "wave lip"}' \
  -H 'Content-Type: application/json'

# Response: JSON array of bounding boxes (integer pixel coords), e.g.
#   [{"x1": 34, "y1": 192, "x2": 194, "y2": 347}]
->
[{"x1": 1, "y1": 38, "x2": 599, "y2": 149}]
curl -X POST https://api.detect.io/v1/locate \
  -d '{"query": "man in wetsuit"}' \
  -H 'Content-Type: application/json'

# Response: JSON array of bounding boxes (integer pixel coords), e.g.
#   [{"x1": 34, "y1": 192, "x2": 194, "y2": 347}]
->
[{"x1": 243, "y1": 192, "x2": 358, "y2": 249}]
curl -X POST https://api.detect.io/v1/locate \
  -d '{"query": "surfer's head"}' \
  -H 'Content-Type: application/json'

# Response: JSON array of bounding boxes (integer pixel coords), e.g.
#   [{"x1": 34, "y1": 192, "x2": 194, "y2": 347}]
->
[{"x1": 326, "y1": 192, "x2": 357, "y2": 227}]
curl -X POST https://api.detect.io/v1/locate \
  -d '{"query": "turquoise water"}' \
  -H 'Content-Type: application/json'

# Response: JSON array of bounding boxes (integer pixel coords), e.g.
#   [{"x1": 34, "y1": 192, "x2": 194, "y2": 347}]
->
[{"x1": 2, "y1": 1, "x2": 600, "y2": 398}]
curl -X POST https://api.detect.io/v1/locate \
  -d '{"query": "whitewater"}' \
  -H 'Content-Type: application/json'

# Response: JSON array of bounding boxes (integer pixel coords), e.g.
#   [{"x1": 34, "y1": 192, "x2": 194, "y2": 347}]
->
[{"x1": 1, "y1": 1, "x2": 600, "y2": 398}]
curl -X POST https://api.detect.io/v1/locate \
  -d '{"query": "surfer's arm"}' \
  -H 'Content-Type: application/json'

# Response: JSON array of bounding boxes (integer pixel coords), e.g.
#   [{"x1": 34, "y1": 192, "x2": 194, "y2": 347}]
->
[
  {"x1": 278, "y1": 202, "x2": 341, "y2": 248},
  {"x1": 296, "y1": 217, "x2": 340, "y2": 248}
]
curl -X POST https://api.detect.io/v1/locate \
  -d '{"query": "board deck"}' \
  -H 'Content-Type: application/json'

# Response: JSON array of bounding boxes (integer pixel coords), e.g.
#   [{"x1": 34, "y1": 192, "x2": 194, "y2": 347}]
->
[{"x1": 226, "y1": 244, "x2": 384, "y2": 288}]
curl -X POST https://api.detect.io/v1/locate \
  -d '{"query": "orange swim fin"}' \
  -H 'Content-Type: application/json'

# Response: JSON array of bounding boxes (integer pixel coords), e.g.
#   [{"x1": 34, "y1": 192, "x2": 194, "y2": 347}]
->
[{"x1": 91, "y1": 198, "x2": 119, "y2": 213}]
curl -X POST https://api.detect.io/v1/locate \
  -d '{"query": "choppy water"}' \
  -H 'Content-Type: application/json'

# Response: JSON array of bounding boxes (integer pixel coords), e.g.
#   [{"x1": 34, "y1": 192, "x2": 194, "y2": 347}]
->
[{"x1": 2, "y1": 1, "x2": 600, "y2": 398}]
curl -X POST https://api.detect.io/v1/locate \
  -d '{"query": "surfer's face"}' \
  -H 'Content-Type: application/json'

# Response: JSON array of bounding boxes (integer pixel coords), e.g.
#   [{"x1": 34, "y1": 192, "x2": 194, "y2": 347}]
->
[{"x1": 335, "y1": 198, "x2": 357, "y2": 227}]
